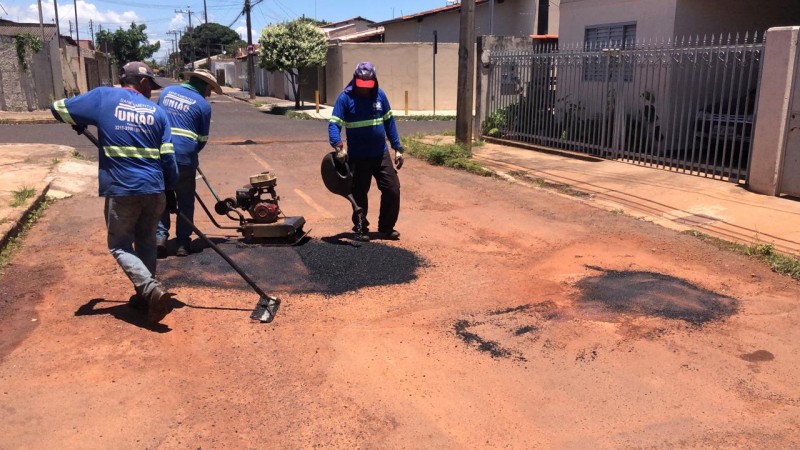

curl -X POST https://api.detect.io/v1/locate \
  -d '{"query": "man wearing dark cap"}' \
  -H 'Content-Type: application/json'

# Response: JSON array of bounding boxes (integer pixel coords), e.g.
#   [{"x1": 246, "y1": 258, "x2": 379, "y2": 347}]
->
[
  {"x1": 328, "y1": 61, "x2": 404, "y2": 242},
  {"x1": 50, "y1": 61, "x2": 179, "y2": 323},
  {"x1": 155, "y1": 68, "x2": 222, "y2": 257}
]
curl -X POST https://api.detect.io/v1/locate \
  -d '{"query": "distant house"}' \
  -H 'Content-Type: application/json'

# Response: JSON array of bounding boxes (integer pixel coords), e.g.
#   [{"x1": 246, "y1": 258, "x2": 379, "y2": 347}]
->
[
  {"x1": 558, "y1": 0, "x2": 800, "y2": 46},
  {"x1": 372, "y1": 0, "x2": 559, "y2": 43},
  {"x1": 321, "y1": 17, "x2": 384, "y2": 43}
]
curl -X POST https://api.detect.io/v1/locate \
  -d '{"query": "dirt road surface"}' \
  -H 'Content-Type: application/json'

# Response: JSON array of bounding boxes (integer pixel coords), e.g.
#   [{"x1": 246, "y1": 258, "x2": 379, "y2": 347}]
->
[{"x1": 1, "y1": 97, "x2": 799, "y2": 448}]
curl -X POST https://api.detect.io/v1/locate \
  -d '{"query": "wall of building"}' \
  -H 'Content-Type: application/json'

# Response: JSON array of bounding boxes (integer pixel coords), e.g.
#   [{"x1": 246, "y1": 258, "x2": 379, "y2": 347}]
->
[
  {"x1": 558, "y1": 0, "x2": 677, "y2": 45},
  {"x1": 674, "y1": 0, "x2": 800, "y2": 38},
  {"x1": 326, "y1": 42, "x2": 461, "y2": 111},
  {"x1": 383, "y1": 0, "x2": 539, "y2": 43},
  {"x1": 0, "y1": 35, "x2": 59, "y2": 111}
]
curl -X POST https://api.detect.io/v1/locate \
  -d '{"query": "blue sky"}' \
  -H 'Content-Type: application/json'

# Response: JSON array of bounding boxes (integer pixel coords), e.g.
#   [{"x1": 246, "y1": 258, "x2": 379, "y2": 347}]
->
[{"x1": 0, "y1": 0, "x2": 455, "y2": 60}]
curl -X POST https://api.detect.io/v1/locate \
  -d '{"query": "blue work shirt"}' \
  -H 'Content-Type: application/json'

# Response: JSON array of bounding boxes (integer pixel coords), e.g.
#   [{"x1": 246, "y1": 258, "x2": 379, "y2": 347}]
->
[
  {"x1": 50, "y1": 86, "x2": 178, "y2": 197},
  {"x1": 158, "y1": 84, "x2": 212, "y2": 169},
  {"x1": 328, "y1": 83, "x2": 402, "y2": 159}
]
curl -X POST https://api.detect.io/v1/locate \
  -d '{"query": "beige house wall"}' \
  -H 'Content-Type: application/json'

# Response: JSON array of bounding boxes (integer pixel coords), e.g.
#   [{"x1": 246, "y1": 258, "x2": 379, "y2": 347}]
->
[
  {"x1": 558, "y1": 0, "x2": 677, "y2": 45},
  {"x1": 382, "y1": 0, "x2": 550, "y2": 43},
  {"x1": 326, "y1": 42, "x2": 462, "y2": 111}
]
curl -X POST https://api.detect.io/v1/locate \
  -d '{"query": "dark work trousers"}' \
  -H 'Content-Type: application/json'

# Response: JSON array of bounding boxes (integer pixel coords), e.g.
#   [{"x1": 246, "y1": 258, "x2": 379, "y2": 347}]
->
[{"x1": 348, "y1": 151, "x2": 400, "y2": 233}]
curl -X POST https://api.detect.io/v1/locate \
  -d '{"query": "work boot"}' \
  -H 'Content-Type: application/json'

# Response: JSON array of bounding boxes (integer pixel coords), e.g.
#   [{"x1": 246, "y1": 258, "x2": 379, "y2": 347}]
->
[
  {"x1": 156, "y1": 237, "x2": 167, "y2": 259},
  {"x1": 146, "y1": 284, "x2": 173, "y2": 324},
  {"x1": 176, "y1": 245, "x2": 190, "y2": 257},
  {"x1": 128, "y1": 294, "x2": 148, "y2": 312},
  {"x1": 353, "y1": 232, "x2": 370, "y2": 242},
  {"x1": 378, "y1": 229, "x2": 400, "y2": 240}
]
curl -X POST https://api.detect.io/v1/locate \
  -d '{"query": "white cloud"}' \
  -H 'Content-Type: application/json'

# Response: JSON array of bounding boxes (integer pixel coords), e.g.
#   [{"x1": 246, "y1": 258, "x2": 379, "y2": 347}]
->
[
  {"x1": 18, "y1": 0, "x2": 138, "y2": 34},
  {"x1": 168, "y1": 13, "x2": 186, "y2": 32}
]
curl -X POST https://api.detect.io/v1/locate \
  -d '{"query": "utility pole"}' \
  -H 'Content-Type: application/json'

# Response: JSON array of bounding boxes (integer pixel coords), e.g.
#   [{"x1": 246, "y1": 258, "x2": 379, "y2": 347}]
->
[
  {"x1": 73, "y1": 0, "x2": 83, "y2": 93},
  {"x1": 37, "y1": 0, "x2": 58, "y2": 99},
  {"x1": 89, "y1": 19, "x2": 93, "y2": 42},
  {"x1": 245, "y1": 0, "x2": 256, "y2": 99},
  {"x1": 455, "y1": 0, "x2": 475, "y2": 147},
  {"x1": 175, "y1": 7, "x2": 196, "y2": 70},
  {"x1": 168, "y1": 30, "x2": 180, "y2": 77}
]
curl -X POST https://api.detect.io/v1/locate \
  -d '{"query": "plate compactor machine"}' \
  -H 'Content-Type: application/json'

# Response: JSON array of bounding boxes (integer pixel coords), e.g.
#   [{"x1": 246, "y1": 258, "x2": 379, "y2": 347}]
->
[{"x1": 196, "y1": 168, "x2": 308, "y2": 244}]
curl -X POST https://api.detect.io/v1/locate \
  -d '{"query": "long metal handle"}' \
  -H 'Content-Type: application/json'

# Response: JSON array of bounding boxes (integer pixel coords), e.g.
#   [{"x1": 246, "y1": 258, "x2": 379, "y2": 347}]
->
[{"x1": 196, "y1": 166, "x2": 222, "y2": 202}]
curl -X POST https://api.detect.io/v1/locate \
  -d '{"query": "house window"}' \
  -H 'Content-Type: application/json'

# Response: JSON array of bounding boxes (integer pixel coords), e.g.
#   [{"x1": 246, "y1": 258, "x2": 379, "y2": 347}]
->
[{"x1": 584, "y1": 23, "x2": 637, "y2": 82}]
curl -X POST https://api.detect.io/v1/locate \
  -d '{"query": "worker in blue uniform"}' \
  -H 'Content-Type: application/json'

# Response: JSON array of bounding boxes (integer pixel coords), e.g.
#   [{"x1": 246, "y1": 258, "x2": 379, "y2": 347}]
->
[
  {"x1": 155, "y1": 69, "x2": 221, "y2": 257},
  {"x1": 50, "y1": 61, "x2": 179, "y2": 324},
  {"x1": 328, "y1": 62, "x2": 404, "y2": 242}
]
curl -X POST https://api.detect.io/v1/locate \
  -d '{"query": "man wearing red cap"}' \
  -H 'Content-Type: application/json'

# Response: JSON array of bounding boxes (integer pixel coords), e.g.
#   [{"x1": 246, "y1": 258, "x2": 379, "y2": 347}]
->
[{"x1": 328, "y1": 61, "x2": 404, "y2": 242}]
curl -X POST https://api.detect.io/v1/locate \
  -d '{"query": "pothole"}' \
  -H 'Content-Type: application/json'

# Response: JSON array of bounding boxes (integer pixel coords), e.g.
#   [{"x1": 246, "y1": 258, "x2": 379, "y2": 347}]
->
[{"x1": 576, "y1": 266, "x2": 738, "y2": 325}]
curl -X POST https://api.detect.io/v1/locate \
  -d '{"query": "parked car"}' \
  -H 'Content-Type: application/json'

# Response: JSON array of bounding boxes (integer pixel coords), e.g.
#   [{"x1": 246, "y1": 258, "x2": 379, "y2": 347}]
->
[{"x1": 694, "y1": 89, "x2": 757, "y2": 155}]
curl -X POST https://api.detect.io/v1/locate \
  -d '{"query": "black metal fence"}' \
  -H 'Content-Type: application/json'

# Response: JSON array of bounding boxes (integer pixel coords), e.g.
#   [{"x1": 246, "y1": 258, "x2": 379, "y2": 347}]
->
[{"x1": 484, "y1": 34, "x2": 764, "y2": 183}]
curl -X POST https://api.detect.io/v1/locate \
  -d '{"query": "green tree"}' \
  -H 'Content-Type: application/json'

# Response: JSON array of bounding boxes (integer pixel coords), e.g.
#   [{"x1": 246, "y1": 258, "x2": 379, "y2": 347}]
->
[
  {"x1": 95, "y1": 23, "x2": 160, "y2": 66},
  {"x1": 258, "y1": 19, "x2": 326, "y2": 109},
  {"x1": 179, "y1": 23, "x2": 245, "y2": 65}
]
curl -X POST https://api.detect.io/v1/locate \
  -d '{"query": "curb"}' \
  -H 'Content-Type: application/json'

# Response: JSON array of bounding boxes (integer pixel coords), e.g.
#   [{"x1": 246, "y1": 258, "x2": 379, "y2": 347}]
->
[
  {"x1": 482, "y1": 136, "x2": 605, "y2": 163},
  {"x1": 0, "y1": 182, "x2": 52, "y2": 255},
  {"x1": 0, "y1": 118, "x2": 57, "y2": 125}
]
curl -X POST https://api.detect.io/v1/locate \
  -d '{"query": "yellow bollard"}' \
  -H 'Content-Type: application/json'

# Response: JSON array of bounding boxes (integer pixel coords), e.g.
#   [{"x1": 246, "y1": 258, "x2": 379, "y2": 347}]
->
[
  {"x1": 404, "y1": 90, "x2": 409, "y2": 116},
  {"x1": 315, "y1": 90, "x2": 320, "y2": 114}
]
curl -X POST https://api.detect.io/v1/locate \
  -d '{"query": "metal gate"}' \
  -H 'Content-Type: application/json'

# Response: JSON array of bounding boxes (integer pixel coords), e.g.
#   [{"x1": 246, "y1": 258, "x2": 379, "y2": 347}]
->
[{"x1": 484, "y1": 34, "x2": 764, "y2": 183}]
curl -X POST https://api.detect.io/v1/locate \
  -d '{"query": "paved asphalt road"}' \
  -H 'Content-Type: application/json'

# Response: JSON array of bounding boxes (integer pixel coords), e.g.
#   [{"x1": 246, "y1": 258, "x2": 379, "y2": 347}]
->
[{"x1": 0, "y1": 95, "x2": 455, "y2": 157}]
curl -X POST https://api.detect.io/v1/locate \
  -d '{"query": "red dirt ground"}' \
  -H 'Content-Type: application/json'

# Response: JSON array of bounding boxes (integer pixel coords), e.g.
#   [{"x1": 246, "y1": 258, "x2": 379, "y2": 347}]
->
[{"x1": 1, "y1": 141, "x2": 799, "y2": 448}]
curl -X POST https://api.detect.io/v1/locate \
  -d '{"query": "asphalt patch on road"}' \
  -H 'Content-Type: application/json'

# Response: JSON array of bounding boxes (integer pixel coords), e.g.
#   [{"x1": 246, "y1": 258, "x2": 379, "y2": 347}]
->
[
  {"x1": 294, "y1": 237, "x2": 423, "y2": 296},
  {"x1": 576, "y1": 266, "x2": 738, "y2": 325},
  {"x1": 157, "y1": 236, "x2": 423, "y2": 298},
  {"x1": 453, "y1": 301, "x2": 562, "y2": 362}
]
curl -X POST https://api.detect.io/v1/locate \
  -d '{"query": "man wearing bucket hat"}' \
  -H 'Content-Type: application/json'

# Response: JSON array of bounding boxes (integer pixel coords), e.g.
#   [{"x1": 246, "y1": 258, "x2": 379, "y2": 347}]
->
[
  {"x1": 49, "y1": 61, "x2": 179, "y2": 323},
  {"x1": 328, "y1": 61, "x2": 404, "y2": 242},
  {"x1": 155, "y1": 68, "x2": 222, "y2": 257}
]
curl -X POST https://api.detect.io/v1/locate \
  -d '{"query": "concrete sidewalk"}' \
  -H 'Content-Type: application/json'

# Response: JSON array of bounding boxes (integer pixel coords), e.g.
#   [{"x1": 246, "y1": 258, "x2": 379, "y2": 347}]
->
[
  {"x1": 454, "y1": 137, "x2": 800, "y2": 256},
  {"x1": 1, "y1": 102, "x2": 799, "y2": 261}
]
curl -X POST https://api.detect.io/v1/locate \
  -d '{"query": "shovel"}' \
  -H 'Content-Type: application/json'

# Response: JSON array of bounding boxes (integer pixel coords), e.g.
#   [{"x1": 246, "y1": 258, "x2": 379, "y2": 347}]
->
[{"x1": 74, "y1": 126, "x2": 280, "y2": 323}]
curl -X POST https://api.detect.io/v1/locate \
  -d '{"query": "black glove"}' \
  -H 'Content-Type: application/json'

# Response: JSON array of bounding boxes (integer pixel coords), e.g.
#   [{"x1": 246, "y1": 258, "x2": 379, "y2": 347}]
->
[
  {"x1": 165, "y1": 190, "x2": 178, "y2": 214},
  {"x1": 71, "y1": 124, "x2": 87, "y2": 135},
  {"x1": 394, "y1": 147, "x2": 404, "y2": 170}
]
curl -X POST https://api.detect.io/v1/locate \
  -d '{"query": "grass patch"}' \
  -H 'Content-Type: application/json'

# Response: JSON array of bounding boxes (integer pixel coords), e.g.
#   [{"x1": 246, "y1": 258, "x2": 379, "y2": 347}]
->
[
  {"x1": 0, "y1": 198, "x2": 54, "y2": 272},
  {"x1": 50, "y1": 157, "x2": 61, "y2": 168},
  {"x1": 10, "y1": 186, "x2": 36, "y2": 207},
  {"x1": 71, "y1": 150, "x2": 85, "y2": 160},
  {"x1": 253, "y1": 102, "x2": 265, "y2": 108},
  {"x1": 684, "y1": 230, "x2": 800, "y2": 281},
  {"x1": 286, "y1": 110, "x2": 315, "y2": 120},
  {"x1": 402, "y1": 136, "x2": 492, "y2": 176}
]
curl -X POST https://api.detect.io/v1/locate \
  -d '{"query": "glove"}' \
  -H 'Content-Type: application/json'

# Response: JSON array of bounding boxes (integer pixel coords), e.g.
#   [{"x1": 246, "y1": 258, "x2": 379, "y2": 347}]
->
[
  {"x1": 394, "y1": 148, "x2": 404, "y2": 170},
  {"x1": 165, "y1": 190, "x2": 178, "y2": 214},
  {"x1": 334, "y1": 142, "x2": 348, "y2": 163},
  {"x1": 71, "y1": 124, "x2": 87, "y2": 135}
]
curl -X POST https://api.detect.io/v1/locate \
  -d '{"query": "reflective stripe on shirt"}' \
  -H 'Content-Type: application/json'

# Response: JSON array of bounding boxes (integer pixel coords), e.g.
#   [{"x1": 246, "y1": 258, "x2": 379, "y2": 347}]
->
[
  {"x1": 103, "y1": 146, "x2": 161, "y2": 159},
  {"x1": 53, "y1": 99, "x2": 76, "y2": 125},
  {"x1": 160, "y1": 143, "x2": 175, "y2": 155},
  {"x1": 171, "y1": 127, "x2": 199, "y2": 141},
  {"x1": 333, "y1": 110, "x2": 394, "y2": 129}
]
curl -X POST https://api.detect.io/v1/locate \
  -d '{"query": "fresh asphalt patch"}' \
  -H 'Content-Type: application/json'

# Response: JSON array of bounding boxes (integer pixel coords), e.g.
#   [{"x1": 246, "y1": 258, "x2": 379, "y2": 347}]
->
[
  {"x1": 576, "y1": 265, "x2": 739, "y2": 325},
  {"x1": 157, "y1": 236, "x2": 424, "y2": 299}
]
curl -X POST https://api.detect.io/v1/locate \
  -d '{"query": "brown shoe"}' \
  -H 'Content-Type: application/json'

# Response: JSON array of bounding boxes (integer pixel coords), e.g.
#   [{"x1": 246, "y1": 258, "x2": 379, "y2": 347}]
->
[
  {"x1": 128, "y1": 294, "x2": 148, "y2": 312},
  {"x1": 146, "y1": 285, "x2": 172, "y2": 323}
]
